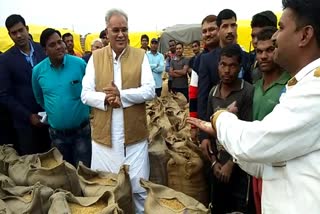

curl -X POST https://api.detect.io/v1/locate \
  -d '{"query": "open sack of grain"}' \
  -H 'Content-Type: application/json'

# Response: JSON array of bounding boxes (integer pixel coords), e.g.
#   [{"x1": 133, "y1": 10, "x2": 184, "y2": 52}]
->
[
  {"x1": 141, "y1": 179, "x2": 209, "y2": 214},
  {"x1": 77, "y1": 163, "x2": 134, "y2": 214},
  {"x1": 48, "y1": 190, "x2": 123, "y2": 214},
  {"x1": 8, "y1": 148, "x2": 82, "y2": 196},
  {"x1": 0, "y1": 145, "x2": 19, "y2": 175},
  {"x1": 0, "y1": 182, "x2": 53, "y2": 214},
  {"x1": 166, "y1": 137, "x2": 208, "y2": 206}
]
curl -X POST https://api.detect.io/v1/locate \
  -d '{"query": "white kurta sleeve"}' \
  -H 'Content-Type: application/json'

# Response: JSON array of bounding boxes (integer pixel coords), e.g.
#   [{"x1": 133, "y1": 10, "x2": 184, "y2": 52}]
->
[
  {"x1": 216, "y1": 77, "x2": 320, "y2": 164},
  {"x1": 120, "y1": 54, "x2": 156, "y2": 108},
  {"x1": 81, "y1": 56, "x2": 107, "y2": 111}
]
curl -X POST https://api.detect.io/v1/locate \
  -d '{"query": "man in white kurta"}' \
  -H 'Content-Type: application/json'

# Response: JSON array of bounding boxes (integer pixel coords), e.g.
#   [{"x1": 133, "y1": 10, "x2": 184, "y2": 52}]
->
[
  {"x1": 81, "y1": 9, "x2": 155, "y2": 214},
  {"x1": 82, "y1": 51, "x2": 155, "y2": 212}
]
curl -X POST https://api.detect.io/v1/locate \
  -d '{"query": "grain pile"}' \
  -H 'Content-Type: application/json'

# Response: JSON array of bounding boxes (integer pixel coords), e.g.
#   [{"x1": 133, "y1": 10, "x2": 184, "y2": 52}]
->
[
  {"x1": 159, "y1": 198, "x2": 185, "y2": 210},
  {"x1": 87, "y1": 176, "x2": 117, "y2": 186},
  {"x1": 69, "y1": 199, "x2": 106, "y2": 214}
]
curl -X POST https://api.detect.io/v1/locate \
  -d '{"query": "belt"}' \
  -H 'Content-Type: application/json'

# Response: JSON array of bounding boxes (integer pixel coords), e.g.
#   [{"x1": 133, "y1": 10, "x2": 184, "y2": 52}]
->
[{"x1": 52, "y1": 120, "x2": 89, "y2": 136}]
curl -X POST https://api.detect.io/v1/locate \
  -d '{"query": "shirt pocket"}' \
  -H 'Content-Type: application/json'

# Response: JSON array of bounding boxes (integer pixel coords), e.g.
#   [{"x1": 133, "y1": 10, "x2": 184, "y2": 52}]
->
[
  {"x1": 263, "y1": 164, "x2": 286, "y2": 181},
  {"x1": 70, "y1": 80, "x2": 81, "y2": 100}
]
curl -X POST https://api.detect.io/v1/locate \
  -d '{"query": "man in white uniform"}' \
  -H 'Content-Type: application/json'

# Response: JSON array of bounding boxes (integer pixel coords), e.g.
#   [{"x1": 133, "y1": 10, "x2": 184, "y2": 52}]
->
[
  {"x1": 81, "y1": 8, "x2": 155, "y2": 214},
  {"x1": 187, "y1": 0, "x2": 320, "y2": 213}
]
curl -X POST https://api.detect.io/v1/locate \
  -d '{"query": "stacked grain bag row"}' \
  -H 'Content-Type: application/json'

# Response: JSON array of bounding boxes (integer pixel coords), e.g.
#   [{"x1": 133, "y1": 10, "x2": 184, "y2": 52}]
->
[
  {"x1": 0, "y1": 145, "x2": 129, "y2": 213},
  {"x1": 0, "y1": 145, "x2": 209, "y2": 213},
  {"x1": 146, "y1": 92, "x2": 209, "y2": 206}
]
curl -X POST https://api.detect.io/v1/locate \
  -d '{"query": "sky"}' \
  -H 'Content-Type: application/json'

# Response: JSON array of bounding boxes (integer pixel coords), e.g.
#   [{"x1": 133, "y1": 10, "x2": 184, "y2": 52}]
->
[{"x1": 0, "y1": 0, "x2": 282, "y2": 35}]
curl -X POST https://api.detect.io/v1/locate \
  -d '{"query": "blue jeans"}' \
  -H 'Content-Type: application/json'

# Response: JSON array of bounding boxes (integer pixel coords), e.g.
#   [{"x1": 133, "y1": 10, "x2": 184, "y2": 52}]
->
[{"x1": 49, "y1": 121, "x2": 92, "y2": 167}]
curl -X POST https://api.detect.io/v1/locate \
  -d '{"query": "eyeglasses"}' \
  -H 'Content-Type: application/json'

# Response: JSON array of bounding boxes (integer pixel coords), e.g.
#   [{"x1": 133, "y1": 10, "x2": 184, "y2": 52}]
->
[{"x1": 109, "y1": 27, "x2": 128, "y2": 35}]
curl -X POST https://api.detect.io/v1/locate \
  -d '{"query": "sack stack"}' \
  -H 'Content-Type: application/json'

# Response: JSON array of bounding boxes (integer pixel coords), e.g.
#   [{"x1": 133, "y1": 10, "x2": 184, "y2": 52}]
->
[
  {"x1": 0, "y1": 145, "x2": 134, "y2": 214},
  {"x1": 146, "y1": 92, "x2": 208, "y2": 206}
]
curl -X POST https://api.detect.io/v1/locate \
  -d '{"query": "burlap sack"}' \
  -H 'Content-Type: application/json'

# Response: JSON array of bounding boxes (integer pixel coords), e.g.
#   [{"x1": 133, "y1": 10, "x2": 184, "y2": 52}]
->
[
  {"x1": 0, "y1": 199, "x2": 12, "y2": 214},
  {"x1": 166, "y1": 138, "x2": 208, "y2": 205},
  {"x1": 172, "y1": 92, "x2": 188, "y2": 111},
  {"x1": 146, "y1": 98, "x2": 171, "y2": 135},
  {"x1": 141, "y1": 179, "x2": 209, "y2": 214},
  {"x1": 27, "y1": 148, "x2": 82, "y2": 196},
  {"x1": 8, "y1": 148, "x2": 82, "y2": 196},
  {"x1": 0, "y1": 145, "x2": 19, "y2": 175},
  {"x1": 0, "y1": 145, "x2": 19, "y2": 163},
  {"x1": 0, "y1": 174, "x2": 15, "y2": 198},
  {"x1": 148, "y1": 127, "x2": 170, "y2": 186},
  {"x1": 0, "y1": 182, "x2": 53, "y2": 214},
  {"x1": 8, "y1": 154, "x2": 38, "y2": 186},
  {"x1": 48, "y1": 191, "x2": 123, "y2": 214},
  {"x1": 77, "y1": 163, "x2": 134, "y2": 214}
]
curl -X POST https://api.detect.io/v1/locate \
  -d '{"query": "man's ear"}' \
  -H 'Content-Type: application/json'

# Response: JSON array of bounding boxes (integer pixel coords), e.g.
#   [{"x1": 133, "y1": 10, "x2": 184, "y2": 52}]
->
[
  {"x1": 299, "y1": 25, "x2": 314, "y2": 48},
  {"x1": 26, "y1": 25, "x2": 29, "y2": 32}
]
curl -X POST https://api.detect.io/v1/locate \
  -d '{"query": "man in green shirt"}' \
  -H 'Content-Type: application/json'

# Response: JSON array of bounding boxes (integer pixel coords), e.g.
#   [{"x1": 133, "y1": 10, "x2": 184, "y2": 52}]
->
[
  {"x1": 32, "y1": 28, "x2": 91, "y2": 167},
  {"x1": 252, "y1": 26, "x2": 290, "y2": 214}
]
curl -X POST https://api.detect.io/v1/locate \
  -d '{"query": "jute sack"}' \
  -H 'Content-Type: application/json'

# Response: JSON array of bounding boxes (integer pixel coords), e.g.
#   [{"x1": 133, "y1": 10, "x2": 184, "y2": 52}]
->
[
  {"x1": 0, "y1": 182, "x2": 53, "y2": 214},
  {"x1": 48, "y1": 191, "x2": 123, "y2": 214},
  {"x1": 0, "y1": 174, "x2": 15, "y2": 198},
  {"x1": 8, "y1": 154, "x2": 38, "y2": 186},
  {"x1": 141, "y1": 179, "x2": 209, "y2": 214},
  {"x1": 26, "y1": 148, "x2": 82, "y2": 196},
  {"x1": 0, "y1": 199, "x2": 12, "y2": 214},
  {"x1": 172, "y1": 92, "x2": 188, "y2": 111},
  {"x1": 146, "y1": 98, "x2": 171, "y2": 135},
  {"x1": 166, "y1": 138, "x2": 208, "y2": 206},
  {"x1": 77, "y1": 163, "x2": 134, "y2": 214},
  {"x1": 148, "y1": 127, "x2": 170, "y2": 186},
  {"x1": 0, "y1": 145, "x2": 19, "y2": 163},
  {"x1": 8, "y1": 148, "x2": 82, "y2": 195},
  {"x1": 0, "y1": 145, "x2": 19, "y2": 175}
]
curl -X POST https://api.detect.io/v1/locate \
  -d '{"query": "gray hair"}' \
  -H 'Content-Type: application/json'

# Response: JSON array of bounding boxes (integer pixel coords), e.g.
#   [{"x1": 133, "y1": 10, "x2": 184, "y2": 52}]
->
[
  {"x1": 105, "y1": 9, "x2": 128, "y2": 25},
  {"x1": 91, "y1": 38, "x2": 102, "y2": 46}
]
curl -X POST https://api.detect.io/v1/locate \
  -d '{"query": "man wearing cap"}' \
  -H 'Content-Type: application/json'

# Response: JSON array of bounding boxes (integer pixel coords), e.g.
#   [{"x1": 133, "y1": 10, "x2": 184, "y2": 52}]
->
[{"x1": 146, "y1": 38, "x2": 165, "y2": 97}]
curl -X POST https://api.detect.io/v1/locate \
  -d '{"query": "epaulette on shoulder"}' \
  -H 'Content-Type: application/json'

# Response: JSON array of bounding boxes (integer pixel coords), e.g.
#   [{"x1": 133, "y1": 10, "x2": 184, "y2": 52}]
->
[{"x1": 313, "y1": 67, "x2": 320, "y2": 77}]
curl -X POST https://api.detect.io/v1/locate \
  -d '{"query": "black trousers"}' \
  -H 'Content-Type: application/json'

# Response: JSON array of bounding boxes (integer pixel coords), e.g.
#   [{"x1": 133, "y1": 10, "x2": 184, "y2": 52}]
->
[
  {"x1": 155, "y1": 88, "x2": 162, "y2": 97},
  {"x1": 15, "y1": 125, "x2": 51, "y2": 155},
  {"x1": 0, "y1": 105, "x2": 17, "y2": 145}
]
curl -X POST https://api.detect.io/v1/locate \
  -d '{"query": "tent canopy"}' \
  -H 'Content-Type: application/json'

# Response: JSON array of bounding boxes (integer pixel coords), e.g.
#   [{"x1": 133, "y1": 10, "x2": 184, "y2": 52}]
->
[{"x1": 159, "y1": 24, "x2": 201, "y2": 54}]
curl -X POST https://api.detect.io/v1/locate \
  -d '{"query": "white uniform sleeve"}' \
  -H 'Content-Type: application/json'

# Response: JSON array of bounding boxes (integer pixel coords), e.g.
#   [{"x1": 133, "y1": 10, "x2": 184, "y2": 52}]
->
[
  {"x1": 217, "y1": 76, "x2": 320, "y2": 164},
  {"x1": 81, "y1": 56, "x2": 107, "y2": 111},
  {"x1": 120, "y1": 54, "x2": 156, "y2": 108}
]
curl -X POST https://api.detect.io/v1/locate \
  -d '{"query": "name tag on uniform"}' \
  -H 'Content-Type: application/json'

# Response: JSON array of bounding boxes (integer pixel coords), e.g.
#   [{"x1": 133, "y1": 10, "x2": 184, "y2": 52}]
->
[{"x1": 272, "y1": 161, "x2": 287, "y2": 167}]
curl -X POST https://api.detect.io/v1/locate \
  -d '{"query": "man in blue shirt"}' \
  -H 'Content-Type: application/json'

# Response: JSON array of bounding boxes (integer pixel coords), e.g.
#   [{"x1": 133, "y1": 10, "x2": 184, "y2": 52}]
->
[
  {"x1": 32, "y1": 28, "x2": 91, "y2": 167},
  {"x1": 146, "y1": 38, "x2": 165, "y2": 97},
  {"x1": 0, "y1": 14, "x2": 51, "y2": 154}
]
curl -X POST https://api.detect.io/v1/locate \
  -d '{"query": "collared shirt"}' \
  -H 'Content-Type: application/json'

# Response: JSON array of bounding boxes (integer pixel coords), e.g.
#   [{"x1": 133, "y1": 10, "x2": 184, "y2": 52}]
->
[
  {"x1": 32, "y1": 54, "x2": 89, "y2": 130},
  {"x1": 81, "y1": 48, "x2": 155, "y2": 193},
  {"x1": 253, "y1": 72, "x2": 290, "y2": 121},
  {"x1": 146, "y1": 51, "x2": 165, "y2": 88},
  {"x1": 216, "y1": 58, "x2": 320, "y2": 214},
  {"x1": 19, "y1": 41, "x2": 36, "y2": 67},
  {"x1": 170, "y1": 56, "x2": 189, "y2": 88},
  {"x1": 208, "y1": 80, "x2": 253, "y2": 162}
]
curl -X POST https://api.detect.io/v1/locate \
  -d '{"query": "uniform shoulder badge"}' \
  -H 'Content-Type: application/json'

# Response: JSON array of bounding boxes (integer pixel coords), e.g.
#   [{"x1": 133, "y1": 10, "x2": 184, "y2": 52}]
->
[{"x1": 314, "y1": 67, "x2": 320, "y2": 77}]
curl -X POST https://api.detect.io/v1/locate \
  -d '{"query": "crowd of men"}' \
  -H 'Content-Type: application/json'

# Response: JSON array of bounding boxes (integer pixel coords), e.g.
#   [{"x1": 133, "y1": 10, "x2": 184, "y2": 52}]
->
[{"x1": 0, "y1": 0, "x2": 320, "y2": 213}]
